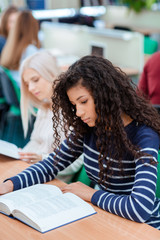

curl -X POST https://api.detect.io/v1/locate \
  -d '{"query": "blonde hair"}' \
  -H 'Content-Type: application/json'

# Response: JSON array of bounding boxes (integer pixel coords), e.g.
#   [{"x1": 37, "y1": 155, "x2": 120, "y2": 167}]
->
[
  {"x1": 20, "y1": 50, "x2": 61, "y2": 137},
  {"x1": 1, "y1": 10, "x2": 40, "y2": 70}
]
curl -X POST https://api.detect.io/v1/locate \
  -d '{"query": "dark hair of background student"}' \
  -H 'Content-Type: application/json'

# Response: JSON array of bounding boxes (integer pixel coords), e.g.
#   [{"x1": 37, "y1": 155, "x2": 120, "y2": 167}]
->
[
  {"x1": 1, "y1": 10, "x2": 40, "y2": 70},
  {"x1": 0, "y1": 5, "x2": 18, "y2": 38}
]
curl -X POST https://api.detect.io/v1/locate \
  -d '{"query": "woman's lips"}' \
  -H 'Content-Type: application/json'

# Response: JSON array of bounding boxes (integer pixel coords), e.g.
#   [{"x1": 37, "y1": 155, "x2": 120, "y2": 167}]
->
[
  {"x1": 34, "y1": 91, "x2": 40, "y2": 96},
  {"x1": 82, "y1": 118, "x2": 90, "y2": 123}
]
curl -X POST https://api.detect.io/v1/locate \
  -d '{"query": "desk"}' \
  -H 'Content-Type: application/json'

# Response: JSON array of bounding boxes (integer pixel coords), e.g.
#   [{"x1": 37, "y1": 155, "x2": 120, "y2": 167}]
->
[
  {"x1": 131, "y1": 27, "x2": 160, "y2": 36},
  {"x1": 106, "y1": 24, "x2": 160, "y2": 36},
  {"x1": 0, "y1": 156, "x2": 160, "y2": 240},
  {"x1": 118, "y1": 67, "x2": 139, "y2": 76},
  {"x1": 50, "y1": 51, "x2": 140, "y2": 77},
  {"x1": 60, "y1": 63, "x2": 139, "y2": 77}
]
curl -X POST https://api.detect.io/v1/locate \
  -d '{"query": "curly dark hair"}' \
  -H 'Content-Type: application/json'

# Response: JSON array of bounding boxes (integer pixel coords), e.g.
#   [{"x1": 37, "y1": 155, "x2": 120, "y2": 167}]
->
[{"x1": 52, "y1": 55, "x2": 160, "y2": 186}]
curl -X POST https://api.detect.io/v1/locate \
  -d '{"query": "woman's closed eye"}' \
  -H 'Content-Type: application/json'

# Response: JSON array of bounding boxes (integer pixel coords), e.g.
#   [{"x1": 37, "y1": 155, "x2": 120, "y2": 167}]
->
[
  {"x1": 81, "y1": 100, "x2": 88, "y2": 104},
  {"x1": 33, "y1": 78, "x2": 39, "y2": 83}
]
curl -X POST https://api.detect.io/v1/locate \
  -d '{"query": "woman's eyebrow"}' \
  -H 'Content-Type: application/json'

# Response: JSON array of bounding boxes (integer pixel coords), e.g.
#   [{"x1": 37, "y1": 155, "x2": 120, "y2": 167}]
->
[{"x1": 77, "y1": 95, "x2": 87, "y2": 101}]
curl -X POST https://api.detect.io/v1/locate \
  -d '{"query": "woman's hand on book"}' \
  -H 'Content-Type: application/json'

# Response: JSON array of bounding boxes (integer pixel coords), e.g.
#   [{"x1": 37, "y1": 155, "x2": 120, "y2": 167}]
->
[
  {"x1": 60, "y1": 182, "x2": 97, "y2": 202},
  {"x1": 18, "y1": 152, "x2": 42, "y2": 164},
  {"x1": 0, "y1": 180, "x2": 14, "y2": 195}
]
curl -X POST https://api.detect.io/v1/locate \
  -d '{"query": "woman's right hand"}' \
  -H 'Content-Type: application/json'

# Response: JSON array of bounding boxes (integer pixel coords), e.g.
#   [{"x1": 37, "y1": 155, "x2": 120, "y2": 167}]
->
[{"x1": 0, "y1": 180, "x2": 14, "y2": 195}]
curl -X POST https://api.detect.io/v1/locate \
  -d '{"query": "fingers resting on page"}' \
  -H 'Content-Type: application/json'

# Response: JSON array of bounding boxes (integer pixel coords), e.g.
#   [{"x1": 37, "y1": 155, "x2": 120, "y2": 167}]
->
[
  {"x1": 18, "y1": 151, "x2": 42, "y2": 164},
  {"x1": 60, "y1": 181, "x2": 97, "y2": 202}
]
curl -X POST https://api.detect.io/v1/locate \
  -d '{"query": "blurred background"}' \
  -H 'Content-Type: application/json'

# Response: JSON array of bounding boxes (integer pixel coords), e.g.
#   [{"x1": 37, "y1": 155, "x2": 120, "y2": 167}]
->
[{"x1": 1, "y1": 0, "x2": 160, "y2": 146}]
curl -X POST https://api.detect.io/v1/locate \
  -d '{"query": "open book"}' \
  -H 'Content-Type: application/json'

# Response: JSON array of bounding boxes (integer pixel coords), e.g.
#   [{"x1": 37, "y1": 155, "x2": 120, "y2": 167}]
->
[
  {"x1": 0, "y1": 184, "x2": 96, "y2": 233},
  {"x1": 0, "y1": 140, "x2": 20, "y2": 159}
]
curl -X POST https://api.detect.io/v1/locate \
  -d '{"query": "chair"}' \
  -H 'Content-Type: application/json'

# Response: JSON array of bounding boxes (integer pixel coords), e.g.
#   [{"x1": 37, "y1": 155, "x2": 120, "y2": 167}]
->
[
  {"x1": 0, "y1": 77, "x2": 9, "y2": 134},
  {"x1": 71, "y1": 165, "x2": 91, "y2": 186},
  {"x1": 144, "y1": 36, "x2": 158, "y2": 55},
  {"x1": 0, "y1": 66, "x2": 34, "y2": 148}
]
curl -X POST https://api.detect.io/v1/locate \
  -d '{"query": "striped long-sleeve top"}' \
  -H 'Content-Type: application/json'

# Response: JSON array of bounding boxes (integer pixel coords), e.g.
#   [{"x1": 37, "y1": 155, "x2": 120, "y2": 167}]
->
[{"x1": 8, "y1": 120, "x2": 160, "y2": 229}]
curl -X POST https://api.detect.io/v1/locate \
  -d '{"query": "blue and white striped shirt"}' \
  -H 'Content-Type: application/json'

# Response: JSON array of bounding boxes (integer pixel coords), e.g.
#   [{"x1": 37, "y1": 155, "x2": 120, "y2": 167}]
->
[{"x1": 9, "y1": 120, "x2": 160, "y2": 229}]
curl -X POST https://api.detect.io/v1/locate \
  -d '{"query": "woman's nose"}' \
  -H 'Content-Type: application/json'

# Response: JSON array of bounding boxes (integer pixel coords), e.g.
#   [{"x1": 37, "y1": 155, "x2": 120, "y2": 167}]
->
[
  {"x1": 76, "y1": 106, "x2": 84, "y2": 117},
  {"x1": 28, "y1": 83, "x2": 34, "y2": 92}
]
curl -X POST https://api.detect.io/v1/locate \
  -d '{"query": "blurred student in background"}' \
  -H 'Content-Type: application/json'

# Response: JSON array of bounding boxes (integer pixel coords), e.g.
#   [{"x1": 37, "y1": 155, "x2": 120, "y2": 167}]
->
[
  {"x1": 0, "y1": 6, "x2": 18, "y2": 54},
  {"x1": 138, "y1": 51, "x2": 160, "y2": 105},
  {"x1": 0, "y1": 10, "x2": 40, "y2": 87},
  {"x1": 18, "y1": 51, "x2": 83, "y2": 183}
]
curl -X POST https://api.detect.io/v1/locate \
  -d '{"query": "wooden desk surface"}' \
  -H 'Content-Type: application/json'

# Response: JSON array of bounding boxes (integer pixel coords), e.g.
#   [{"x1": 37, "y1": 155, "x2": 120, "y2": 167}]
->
[{"x1": 0, "y1": 156, "x2": 160, "y2": 240}]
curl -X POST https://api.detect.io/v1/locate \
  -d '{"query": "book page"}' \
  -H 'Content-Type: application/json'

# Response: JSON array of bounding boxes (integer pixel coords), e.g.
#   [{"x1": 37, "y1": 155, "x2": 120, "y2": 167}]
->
[
  {"x1": 0, "y1": 140, "x2": 20, "y2": 159},
  {"x1": 0, "y1": 184, "x2": 62, "y2": 215},
  {"x1": 12, "y1": 192, "x2": 96, "y2": 233}
]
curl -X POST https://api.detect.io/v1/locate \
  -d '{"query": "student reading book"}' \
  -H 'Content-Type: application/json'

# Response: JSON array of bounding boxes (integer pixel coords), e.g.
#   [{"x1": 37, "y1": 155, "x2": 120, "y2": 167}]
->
[
  {"x1": 18, "y1": 51, "x2": 83, "y2": 183},
  {"x1": 0, "y1": 55, "x2": 160, "y2": 230},
  {"x1": 0, "y1": 51, "x2": 83, "y2": 183},
  {"x1": 0, "y1": 184, "x2": 96, "y2": 233}
]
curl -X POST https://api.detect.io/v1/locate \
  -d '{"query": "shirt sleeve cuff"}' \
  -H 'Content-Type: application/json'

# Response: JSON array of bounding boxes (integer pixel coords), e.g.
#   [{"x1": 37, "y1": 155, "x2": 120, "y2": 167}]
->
[
  {"x1": 91, "y1": 190, "x2": 105, "y2": 205},
  {"x1": 4, "y1": 176, "x2": 22, "y2": 191}
]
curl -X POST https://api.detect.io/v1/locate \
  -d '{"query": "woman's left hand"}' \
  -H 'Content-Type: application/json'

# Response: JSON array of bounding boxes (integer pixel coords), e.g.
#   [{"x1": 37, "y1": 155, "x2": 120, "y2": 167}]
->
[
  {"x1": 60, "y1": 181, "x2": 97, "y2": 202},
  {"x1": 18, "y1": 151, "x2": 42, "y2": 164}
]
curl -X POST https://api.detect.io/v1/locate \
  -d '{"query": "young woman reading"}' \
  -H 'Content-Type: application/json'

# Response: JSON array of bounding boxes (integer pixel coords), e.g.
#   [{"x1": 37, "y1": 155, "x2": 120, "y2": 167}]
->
[
  {"x1": 0, "y1": 55, "x2": 160, "y2": 229},
  {"x1": 19, "y1": 50, "x2": 83, "y2": 183}
]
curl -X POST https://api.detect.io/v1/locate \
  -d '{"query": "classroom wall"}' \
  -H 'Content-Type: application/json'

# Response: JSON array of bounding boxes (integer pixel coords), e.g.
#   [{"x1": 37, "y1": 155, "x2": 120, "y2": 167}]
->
[
  {"x1": 101, "y1": 5, "x2": 160, "y2": 30},
  {"x1": 0, "y1": 0, "x2": 27, "y2": 9},
  {"x1": 45, "y1": 0, "x2": 80, "y2": 10},
  {"x1": 41, "y1": 22, "x2": 144, "y2": 73}
]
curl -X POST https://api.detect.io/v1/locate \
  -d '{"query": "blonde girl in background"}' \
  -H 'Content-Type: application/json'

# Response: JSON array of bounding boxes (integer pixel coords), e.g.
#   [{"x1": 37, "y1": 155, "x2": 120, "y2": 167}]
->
[{"x1": 18, "y1": 50, "x2": 83, "y2": 183}]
